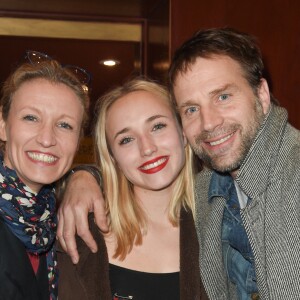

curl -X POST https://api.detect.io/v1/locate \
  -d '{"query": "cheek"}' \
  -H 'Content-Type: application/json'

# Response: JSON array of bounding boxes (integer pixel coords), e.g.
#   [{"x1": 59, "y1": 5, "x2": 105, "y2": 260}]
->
[
  {"x1": 177, "y1": 148, "x2": 186, "y2": 169},
  {"x1": 179, "y1": 140, "x2": 187, "y2": 163},
  {"x1": 236, "y1": 106, "x2": 255, "y2": 126},
  {"x1": 6, "y1": 127, "x2": 25, "y2": 151},
  {"x1": 110, "y1": 148, "x2": 131, "y2": 171},
  {"x1": 168, "y1": 134, "x2": 186, "y2": 164},
  {"x1": 62, "y1": 135, "x2": 81, "y2": 156},
  {"x1": 182, "y1": 115, "x2": 199, "y2": 132},
  {"x1": 114, "y1": 157, "x2": 133, "y2": 180},
  {"x1": 114, "y1": 148, "x2": 141, "y2": 181},
  {"x1": 183, "y1": 124, "x2": 197, "y2": 145}
]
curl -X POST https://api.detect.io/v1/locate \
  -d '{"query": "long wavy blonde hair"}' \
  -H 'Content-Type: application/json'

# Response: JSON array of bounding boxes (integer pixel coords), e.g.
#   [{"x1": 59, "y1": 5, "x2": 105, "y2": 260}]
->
[{"x1": 94, "y1": 78, "x2": 195, "y2": 260}]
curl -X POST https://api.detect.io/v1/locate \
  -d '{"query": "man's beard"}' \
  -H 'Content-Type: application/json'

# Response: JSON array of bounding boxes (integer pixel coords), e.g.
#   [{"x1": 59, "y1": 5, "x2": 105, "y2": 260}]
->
[{"x1": 192, "y1": 99, "x2": 265, "y2": 173}]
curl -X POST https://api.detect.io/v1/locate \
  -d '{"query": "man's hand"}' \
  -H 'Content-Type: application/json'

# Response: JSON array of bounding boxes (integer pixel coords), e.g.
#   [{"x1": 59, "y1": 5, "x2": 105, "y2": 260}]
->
[{"x1": 57, "y1": 170, "x2": 108, "y2": 264}]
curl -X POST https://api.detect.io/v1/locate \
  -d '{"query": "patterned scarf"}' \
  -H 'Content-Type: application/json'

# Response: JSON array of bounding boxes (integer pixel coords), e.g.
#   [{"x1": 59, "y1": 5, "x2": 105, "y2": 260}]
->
[{"x1": 0, "y1": 157, "x2": 58, "y2": 299}]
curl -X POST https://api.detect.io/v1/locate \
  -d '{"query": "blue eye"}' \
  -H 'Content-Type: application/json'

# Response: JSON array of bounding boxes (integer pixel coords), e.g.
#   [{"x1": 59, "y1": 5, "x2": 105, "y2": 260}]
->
[
  {"x1": 23, "y1": 115, "x2": 37, "y2": 122},
  {"x1": 185, "y1": 106, "x2": 198, "y2": 115},
  {"x1": 119, "y1": 137, "x2": 133, "y2": 145},
  {"x1": 153, "y1": 123, "x2": 166, "y2": 131},
  {"x1": 219, "y1": 94, "x2": 229, "y2": 101},
  {"x1": 59, "y1": 122, "x2": 73, "y2": 130}
]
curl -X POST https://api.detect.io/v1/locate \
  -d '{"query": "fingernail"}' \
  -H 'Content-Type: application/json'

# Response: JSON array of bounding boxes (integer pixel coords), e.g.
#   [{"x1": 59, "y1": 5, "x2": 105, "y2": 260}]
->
[{"x1": 72, "y1": 257, "x2": 79, "y2": 264}]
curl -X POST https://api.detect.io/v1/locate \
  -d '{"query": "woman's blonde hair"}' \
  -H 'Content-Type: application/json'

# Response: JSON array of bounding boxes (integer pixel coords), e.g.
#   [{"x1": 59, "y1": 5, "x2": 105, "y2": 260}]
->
[{"x1": 94, "y1": 78, "x2": 195, "y2": 259}]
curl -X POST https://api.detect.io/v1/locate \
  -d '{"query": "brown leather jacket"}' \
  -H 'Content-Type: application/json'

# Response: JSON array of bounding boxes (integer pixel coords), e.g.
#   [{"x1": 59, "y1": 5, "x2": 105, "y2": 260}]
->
[{"x1": 57, "y1": 209, "x2": 208, "y2": 300}]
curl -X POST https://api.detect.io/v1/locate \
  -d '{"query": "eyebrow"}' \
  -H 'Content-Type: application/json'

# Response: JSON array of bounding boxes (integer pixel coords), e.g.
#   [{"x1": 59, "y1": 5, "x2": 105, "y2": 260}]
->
[
  {"x1": 177, "y1": 83, "x2": 239, "y2": 110},
  {"x1": 19, "y1": 106, "x2": 78, "y2": 121},
  {"x1": 177, "y1": 100, "x2": 194, "y2": 109},
  {"x1": 208, "y1": 83, "x2": 238, "y2": 98},
  {"x1": 113, "y1": 114, "x2": 167, "y2": 140}
]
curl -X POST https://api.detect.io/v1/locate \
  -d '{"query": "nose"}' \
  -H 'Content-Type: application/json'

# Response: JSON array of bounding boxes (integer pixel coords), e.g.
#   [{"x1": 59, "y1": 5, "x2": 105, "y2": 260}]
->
[
  {"x1": 138, "y1": 135, "x2": 157, "y2": 156},
  {"x1": 36, "y1": 124, "x2": 57, "y2": 147},
  {"x1": 200, "y1": 105, "x2": 223, "y2": 132}
]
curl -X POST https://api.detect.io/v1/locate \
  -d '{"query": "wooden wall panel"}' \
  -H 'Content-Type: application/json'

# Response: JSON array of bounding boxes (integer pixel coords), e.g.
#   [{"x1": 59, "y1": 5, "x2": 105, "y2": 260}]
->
[
  {"x1": 146, "y1": 0, "x2": 170, "y2": 83},
  {"x1": 170, "y1": 0, "x2": 300, "y2": 129}
]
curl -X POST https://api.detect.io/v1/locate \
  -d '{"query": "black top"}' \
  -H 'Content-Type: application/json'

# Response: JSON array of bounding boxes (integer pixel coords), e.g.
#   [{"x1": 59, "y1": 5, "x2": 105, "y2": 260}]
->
[
  {"x1": 0, "y1": 217, "x2": 49, "y2": 300},
  {"x1": 109, "y1": 263, "x2": 180, "y2": 300}
]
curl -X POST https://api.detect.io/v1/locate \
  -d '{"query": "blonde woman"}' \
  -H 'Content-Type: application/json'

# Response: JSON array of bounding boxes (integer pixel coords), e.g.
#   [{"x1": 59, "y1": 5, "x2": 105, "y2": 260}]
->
[{"x1": 58, "y1": 79, "x2": 208, "y2": 300}]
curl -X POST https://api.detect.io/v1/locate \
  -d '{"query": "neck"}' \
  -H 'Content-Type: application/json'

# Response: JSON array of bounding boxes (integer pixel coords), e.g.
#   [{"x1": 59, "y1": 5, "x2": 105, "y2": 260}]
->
[
  {"x1": 230, "y1": 170, "x2": 238, "y2": 179},
  {"x1": 134, "y1": 185, "x2": 172, "y2": 223}
]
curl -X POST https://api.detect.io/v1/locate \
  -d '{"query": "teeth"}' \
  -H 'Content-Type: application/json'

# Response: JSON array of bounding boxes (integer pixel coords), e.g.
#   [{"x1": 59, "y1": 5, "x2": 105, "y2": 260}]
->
[
  {"x1": 140, "y1": 157, "x2": 167, "y2": 170},
  {"x1": 209, "y1": 133, "x2": 233, "y2": 146},
  {"x1": 28, "y1": 152, "x2": 57, "y2": 163}
]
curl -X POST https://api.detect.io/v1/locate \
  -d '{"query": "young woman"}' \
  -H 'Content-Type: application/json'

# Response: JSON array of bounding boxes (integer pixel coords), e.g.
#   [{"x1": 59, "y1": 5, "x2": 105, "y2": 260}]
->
[
  {"x1": 57, "y1": 79, "x2": 208, "y2": 300},
  {"x1": 0, "y1": 52, "x2": 89, "y2": 300}
]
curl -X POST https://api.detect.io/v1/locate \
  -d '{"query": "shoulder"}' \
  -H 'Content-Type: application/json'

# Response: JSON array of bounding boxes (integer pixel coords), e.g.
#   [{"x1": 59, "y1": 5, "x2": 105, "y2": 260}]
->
[
  {"x1": 56, "y1": 213, "x2": 106, "y2": 263},
  {"x1": 194, "y1": 167, "x2": 212, "y2": 196},
  {"x1": 195, "y1": 167, "x2": 212, "y2": 182},
  {"x1": 57, "y1": 214, "x2": 110, "y2": 299},
  {"x1": 284, "y1": 122, "x2": 300, "y2": 149},
  {"x1": 57, "y1": 213, "x2": 105, "y2": 255},
  {"x1": 277, "y1": 123, "x2": 300, "y2": 182}
]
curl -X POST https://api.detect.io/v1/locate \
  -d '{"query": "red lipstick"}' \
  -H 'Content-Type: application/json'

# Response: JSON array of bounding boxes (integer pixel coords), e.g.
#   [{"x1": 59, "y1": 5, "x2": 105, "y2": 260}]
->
[{"x1": 138, "y1": 156, "x2": 169, "y2": 174}]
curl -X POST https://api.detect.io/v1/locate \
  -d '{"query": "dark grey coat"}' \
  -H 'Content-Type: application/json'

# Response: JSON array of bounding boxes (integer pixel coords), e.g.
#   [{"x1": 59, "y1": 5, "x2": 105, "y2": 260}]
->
[{"x1": 195, "y1": 105, "x2": 300, "y2": 299}]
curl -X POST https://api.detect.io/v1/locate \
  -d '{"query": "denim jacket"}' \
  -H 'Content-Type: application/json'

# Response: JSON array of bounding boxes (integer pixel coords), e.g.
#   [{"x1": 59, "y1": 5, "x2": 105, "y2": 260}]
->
[{"x1": 209, "y1": 172, "x2": 258, "y2": 299}]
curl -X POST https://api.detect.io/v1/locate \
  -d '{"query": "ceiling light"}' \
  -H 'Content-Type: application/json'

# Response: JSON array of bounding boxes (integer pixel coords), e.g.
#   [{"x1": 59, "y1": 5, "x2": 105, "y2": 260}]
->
[{"x1": 99, "y1": 59, "x2": 120, "y2": 67}]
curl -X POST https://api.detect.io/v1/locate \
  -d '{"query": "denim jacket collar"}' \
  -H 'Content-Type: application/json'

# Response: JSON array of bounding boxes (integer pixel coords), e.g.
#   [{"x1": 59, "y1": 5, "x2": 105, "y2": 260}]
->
[{"x1": 208, "y1": 171, "x2": 234, "y2": 203}]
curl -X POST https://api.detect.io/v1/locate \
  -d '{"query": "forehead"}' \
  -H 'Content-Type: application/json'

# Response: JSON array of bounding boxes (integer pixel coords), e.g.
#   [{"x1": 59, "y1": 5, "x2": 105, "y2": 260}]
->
[
  {"x1": 177, "y1": 55, "x2": 244, "y2": 82},
  {"x1": 105, "y1": 90, "x2": 175, "y2": 135},
  {"x1": 13, "y1": 78, "x2": 77, "y2": 101},
  {"x1": 173, "y1": 55, "x2": 247, "y2": 99},
  {"x1": 10, "y1": 78, "x2": 83, "y2": 114},
  {"x1": 108, "y1": 90, "x2": 172, "y2": 118}
]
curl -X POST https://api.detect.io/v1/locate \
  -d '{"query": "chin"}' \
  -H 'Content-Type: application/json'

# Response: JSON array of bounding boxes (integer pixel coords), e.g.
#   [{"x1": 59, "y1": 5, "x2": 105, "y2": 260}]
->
[
  {"x1": 32, "y1": 174, "x2": 58, "y2": 186},
  {"x1": 211, "y1": 159, "x2": 241, "y2": 173}
]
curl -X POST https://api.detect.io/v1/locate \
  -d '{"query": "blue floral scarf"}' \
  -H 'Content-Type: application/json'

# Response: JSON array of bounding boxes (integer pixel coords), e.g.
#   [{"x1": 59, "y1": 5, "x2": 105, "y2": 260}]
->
[{"x1": 0, "y1": 156, "x2": 58, "y2": 299}]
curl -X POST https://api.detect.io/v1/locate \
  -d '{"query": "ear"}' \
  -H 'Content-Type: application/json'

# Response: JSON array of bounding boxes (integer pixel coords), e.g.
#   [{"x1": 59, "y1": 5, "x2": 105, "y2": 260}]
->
[
  {"x1": 0, "y1": 111, "x2": 7, "y2": 142},
  {"x1": 257, "y1": 78, "x2": 271, "y2": 114}
]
